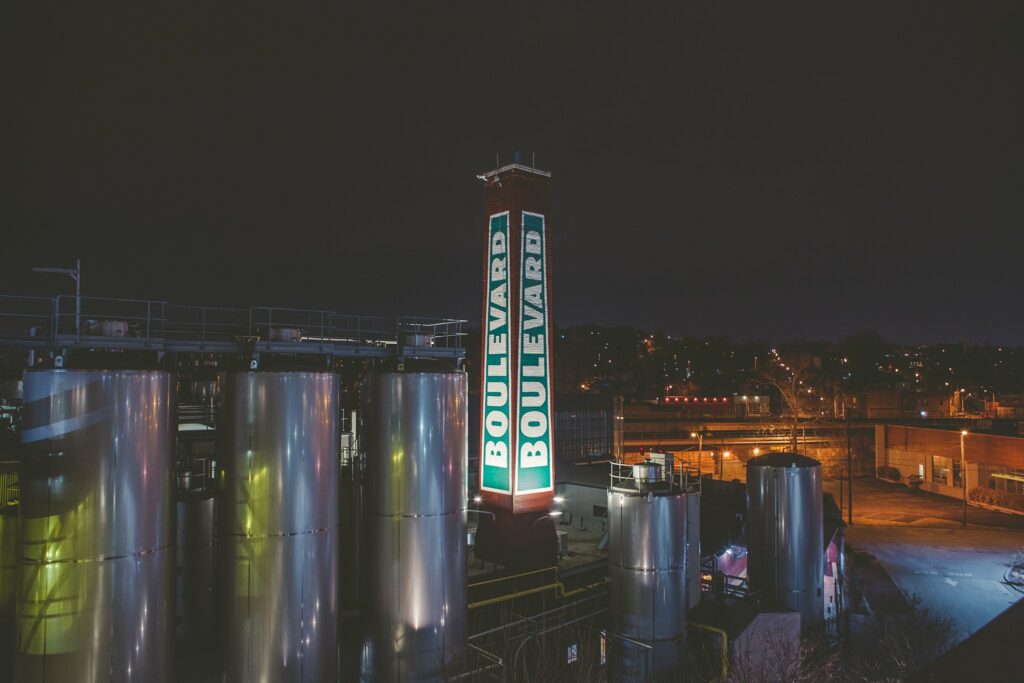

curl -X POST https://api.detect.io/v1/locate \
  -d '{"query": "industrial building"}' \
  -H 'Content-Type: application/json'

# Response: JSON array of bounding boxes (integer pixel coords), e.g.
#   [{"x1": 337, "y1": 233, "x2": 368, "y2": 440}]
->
[
  {"x1": 876, "y1": 423, "x2": 1024, "y2": 505},
  {"x1": 0, "y1": 161, "x2": 848, "y2": 682}
]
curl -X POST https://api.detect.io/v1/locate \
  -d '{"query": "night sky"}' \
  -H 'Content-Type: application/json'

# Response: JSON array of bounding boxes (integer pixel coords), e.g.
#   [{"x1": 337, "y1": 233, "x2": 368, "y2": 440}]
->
[{"x1": 5, "y1": 5, "x2": 1021, "y2": 344}]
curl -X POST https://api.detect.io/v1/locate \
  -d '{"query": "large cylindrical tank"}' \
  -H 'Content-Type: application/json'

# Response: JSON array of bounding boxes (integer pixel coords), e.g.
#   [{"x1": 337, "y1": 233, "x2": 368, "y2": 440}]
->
[
  {"x1": 608, "y1": 463, "x2": 689, "y2": 682},
  {"x1": 175, "y1": 491, "x2": 215, "y2": 649},
  {"x1": 17, "y1": 369, "x2": 174, "y2": 682},
  {"x1": 1, "y1": 503, "x2": 17, "y2": 679},
  {"x1": 746, "y1": 452, "x2": 824, "y2": 631},
  {"x1": 218, "y1": 371, "x2": 340, "y2": 683},
  {"x1": 360, "y1": 371, "x2": 467, "y2": 682},
  {"x1": 686, "y1": 485, "x2": 701, "y2": 609}
]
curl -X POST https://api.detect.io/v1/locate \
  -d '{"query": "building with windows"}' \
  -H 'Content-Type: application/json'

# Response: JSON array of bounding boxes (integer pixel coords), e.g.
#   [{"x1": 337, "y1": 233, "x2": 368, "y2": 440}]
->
[{"x1": 875, "y1": 424, "x2": 1024, "y2": 501}]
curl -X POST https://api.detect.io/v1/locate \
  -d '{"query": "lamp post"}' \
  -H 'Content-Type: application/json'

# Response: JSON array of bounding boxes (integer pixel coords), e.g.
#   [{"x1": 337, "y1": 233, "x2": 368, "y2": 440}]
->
[
  {"x1": 960, "y1": 430, "x2": 968, "y2": 528},
  {"x1": 33, "y1": 258, "x2": 81, "y2": 334},
  {"x1": 690, "y1": 430, "x2": 704, "y2": 476},
  {"x1": 531, "y1": 511, "x2": 562, "y2": 526}
]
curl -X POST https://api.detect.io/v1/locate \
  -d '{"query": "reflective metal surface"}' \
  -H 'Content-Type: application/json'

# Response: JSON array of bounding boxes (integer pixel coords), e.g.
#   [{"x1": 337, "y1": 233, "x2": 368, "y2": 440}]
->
[
  {"x1": 17, "y1": 369, "x2": 174, "y2": 682},
  {"x1": 1, "y1": 504, "x2": 17, "y2": 679},
  {"x1": 176, "y1": 493, "x2": 215, "y2": 649},
  {"x1": 218, "y1": 371, "x2": 339, "y2": 683},
  {"x1": 746, "y1": 452, "x2": 824, "y2": 630},
  {"x1": 361, "y1": 371, "x2": 467, "y2": 682},
  {"x1": 686, "y1": 490, "x2": 701, "y2": 609},
  {"x1": 607, "y1": 488, "x2": 688, "y2": 682}
]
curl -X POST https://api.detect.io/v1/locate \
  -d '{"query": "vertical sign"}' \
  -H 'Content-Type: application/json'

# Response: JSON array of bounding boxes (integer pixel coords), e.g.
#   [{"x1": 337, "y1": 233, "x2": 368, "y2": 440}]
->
[
  {"x1": 515, "y1": 211, "x2": 553, "y2": 494},
  {"x1": 481, "y1": 212, "x2": 512, "y2": 493}
]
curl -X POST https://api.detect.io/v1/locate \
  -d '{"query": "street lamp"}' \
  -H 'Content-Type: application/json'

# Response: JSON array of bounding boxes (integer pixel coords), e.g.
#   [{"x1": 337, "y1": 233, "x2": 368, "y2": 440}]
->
[
  {"x1": 532, "y1": 511, "x2": 563, "y2": 525},
  {"x1": 960, "y1": 430, "x2": 968, "y2": 528},
  {"x1": 33, "y1": 258, "x2": 81, "y2": 334},
  {"x1": 690, "y1": 431, "x2": 704, "y2": 475}
]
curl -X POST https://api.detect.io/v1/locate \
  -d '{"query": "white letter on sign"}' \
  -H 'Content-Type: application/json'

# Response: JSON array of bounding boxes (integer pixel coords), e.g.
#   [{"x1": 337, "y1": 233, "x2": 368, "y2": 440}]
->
[
  {"x1": 520, "y1": 441, "x2": 548, "y2": 468},
  {"x1": 521, "y1": 381, "x2": 546, "y2": 408},
  {"x1": 520, "y1": 410, "x2": 547, "y2": 438},
  {"x1": 485, "y1": 440, "x2": 508, "y2": 467},
  {"x1": 486, "y1": 410, "x2": 508, "y2": 438}
]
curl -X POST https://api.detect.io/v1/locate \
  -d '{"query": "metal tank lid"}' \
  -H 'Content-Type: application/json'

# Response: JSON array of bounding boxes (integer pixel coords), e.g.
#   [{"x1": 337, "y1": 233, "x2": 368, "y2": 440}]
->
[{"x1": 746, "y1": 452, "x2": 821, "y2": 469}]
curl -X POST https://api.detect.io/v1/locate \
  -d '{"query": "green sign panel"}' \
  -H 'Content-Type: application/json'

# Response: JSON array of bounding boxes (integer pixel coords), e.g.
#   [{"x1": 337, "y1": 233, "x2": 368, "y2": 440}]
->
[
  {"x1": 481, "y1": 212, "x2": 512, "y2": 493},
  {"x1": 515, "y1": 212, "x2": 553, "y2": 494}
]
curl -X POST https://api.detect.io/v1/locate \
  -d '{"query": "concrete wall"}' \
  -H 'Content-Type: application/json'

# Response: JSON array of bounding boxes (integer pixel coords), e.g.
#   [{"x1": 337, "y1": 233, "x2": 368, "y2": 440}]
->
[{"x1": 554, "y1": 482, "x2": 608, "y2": 537}]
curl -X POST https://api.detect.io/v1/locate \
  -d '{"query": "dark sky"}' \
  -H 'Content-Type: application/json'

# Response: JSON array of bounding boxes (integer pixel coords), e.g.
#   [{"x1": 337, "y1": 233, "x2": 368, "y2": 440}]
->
[{"x1": 5, "y1": 4, "x2": 1022, "y2": 344}]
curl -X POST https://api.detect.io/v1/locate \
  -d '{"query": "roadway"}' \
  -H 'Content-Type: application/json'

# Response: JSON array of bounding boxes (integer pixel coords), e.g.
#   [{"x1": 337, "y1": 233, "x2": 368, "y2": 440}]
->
[
  {"x1": 826, "y1": 475, "x2": 1024, "y2": 529},
  {"x1": 834, "y1": 477, "x2": 1024, "y2": 642},
  {"x1": 847, "y1": 525, "x2": 1024, "y2": 641}
]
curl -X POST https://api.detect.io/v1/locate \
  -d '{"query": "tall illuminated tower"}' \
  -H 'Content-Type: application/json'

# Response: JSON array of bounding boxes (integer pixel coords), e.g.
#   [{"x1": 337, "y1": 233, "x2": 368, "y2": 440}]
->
[{"x1": 476, "y1": 159, "x2": 557, "y2": 566}]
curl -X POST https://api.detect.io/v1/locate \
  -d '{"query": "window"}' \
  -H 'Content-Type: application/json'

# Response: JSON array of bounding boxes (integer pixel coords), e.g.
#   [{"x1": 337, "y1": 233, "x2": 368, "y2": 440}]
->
[
  {"x1": 932, "y1": 455, "x2": 950, "y2": 485},
  {"x1": 592, "y1": 505, "x2": 608, "y2": 518}
]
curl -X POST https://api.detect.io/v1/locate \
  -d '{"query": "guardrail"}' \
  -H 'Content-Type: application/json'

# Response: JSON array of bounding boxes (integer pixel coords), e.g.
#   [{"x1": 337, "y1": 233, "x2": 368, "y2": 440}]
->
[
  {"x1": 0, "y1": 295, "x2": 54, "y2": 342},
  {"x1": 609, "y1": 460, "x2": 701, "y2": 494},
  {"x1": 0, "y1": 294, "x2": 466, "y2": 357}
]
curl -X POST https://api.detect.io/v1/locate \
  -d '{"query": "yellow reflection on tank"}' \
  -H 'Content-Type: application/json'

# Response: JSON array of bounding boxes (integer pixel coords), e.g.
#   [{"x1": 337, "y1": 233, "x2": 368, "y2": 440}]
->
[
  {"x1": 236, "y1": 460, "x2": 271, "y2": 598},
  {"x1": 18, "y1": 496, "x2": 95, "y2": 656}
]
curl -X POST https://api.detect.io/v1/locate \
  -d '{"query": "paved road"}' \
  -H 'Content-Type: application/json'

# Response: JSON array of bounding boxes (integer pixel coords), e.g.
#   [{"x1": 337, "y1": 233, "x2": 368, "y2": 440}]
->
[
  {"x1": 847, "y1": 525, "x2": 1024, "y2": 641},
  {"x1": 826, "y1": 476, "x2": 1024, "y2": 529}
]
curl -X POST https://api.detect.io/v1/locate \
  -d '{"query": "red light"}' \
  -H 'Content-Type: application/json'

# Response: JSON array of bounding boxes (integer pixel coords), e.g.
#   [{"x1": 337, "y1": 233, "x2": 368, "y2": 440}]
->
[
  {"x1": 703, "y1": 398, "x2": 708, "y2": 403},
  {"x1": 712, "y1": 398, "x2": 717, "y2": 402},
  {"x1": 674, "y1": 397, "x2": 680, "y2": 403},
  {"x1": 683, "y1": 397, "x2": 688, "y2": 402}
]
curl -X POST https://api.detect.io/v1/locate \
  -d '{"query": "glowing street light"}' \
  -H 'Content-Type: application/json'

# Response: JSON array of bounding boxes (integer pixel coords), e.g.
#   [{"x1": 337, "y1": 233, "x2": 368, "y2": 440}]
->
[{"x1": 960, "y1": 430, "x2": 968, "y2": 528}]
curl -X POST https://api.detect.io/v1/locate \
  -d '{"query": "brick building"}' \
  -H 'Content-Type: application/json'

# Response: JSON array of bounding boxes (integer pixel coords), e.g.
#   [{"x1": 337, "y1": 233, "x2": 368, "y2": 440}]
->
[{"x1": 875, "y1": 424, "x2": 1024, "y2": 498}]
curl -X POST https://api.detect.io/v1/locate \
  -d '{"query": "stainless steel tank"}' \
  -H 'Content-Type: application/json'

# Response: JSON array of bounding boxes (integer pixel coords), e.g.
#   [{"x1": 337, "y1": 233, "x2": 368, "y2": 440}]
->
[
  {"x1": 360, "y1": 371, "x2": 467, "y2": 682},
  {"x1": 608, "y1": 462, "x2": 689, "y2": 682},
  {"x1": 746, "y1": 452, "x2": 824, "y2": 631},
  {"x1": 175, "y1": 492, "x2": 215, "y2": 649},
  {"x1": 1, "y1": 503, "x2": 17, "y2": 679},
  {"x1": 685, "y1": 476, "x2": 701, "y2": 610},
  {"x1": 218, "y1": 371, "x2": 340, "y2": 683},
  {"x1": 17, "y1": 369, "x2": 174, "y2": 682}
]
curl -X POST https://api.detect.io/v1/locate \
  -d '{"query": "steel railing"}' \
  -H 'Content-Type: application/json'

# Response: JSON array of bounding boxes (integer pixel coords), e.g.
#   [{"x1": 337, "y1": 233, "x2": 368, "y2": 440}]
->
[
  {"x1": 0, "y1": 295, "x2": 55, "y2": 341},
  {"x1": 609, "y1": 460, "x2": 701, "y2": 494},
  {"x1": 0, "y1": 294, "x2": 465, "y2": 354}
]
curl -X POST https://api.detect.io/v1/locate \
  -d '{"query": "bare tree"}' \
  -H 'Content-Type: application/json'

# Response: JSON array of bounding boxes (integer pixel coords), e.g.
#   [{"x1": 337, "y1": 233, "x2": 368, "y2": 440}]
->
[{"x1": 761, "y1": 349, "x2": 821, "y2": 452}]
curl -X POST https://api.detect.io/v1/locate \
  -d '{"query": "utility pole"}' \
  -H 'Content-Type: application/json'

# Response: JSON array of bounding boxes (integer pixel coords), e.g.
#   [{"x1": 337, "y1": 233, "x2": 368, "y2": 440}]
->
[
  {"x1": 960, "y1": 430, "x2": 968, "y2": 528},
  {"x1": 846, "y1": 416, "x2": 853, "y2": 526},
  {"x1": 33, "y1": 258, "x2": 81, "y2": 333},
  {"x1": 690, "y1": 430, "x2": 704, "y2": 477}
]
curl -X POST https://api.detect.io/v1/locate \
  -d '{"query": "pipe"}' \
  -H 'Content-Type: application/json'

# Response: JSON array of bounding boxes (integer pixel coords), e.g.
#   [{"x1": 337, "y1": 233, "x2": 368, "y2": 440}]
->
[
  {"x1": 690, "y1": 622, "x2": 729, "y2": 682},
  {"x1": 468, "y1": 566, "x2": 608, "y2": 609}
]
